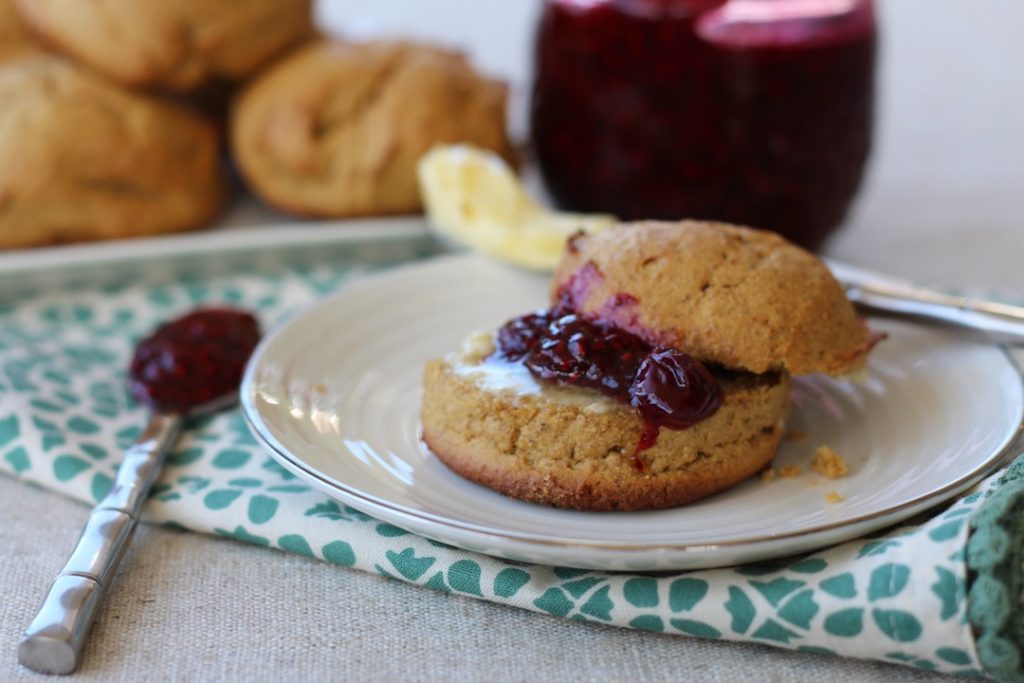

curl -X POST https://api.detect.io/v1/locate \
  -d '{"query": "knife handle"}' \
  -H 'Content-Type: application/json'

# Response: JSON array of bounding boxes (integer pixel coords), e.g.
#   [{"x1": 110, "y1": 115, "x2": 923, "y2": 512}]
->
[
  {"x1": 846, "y1": 281, "x2": 1024, "y2": 346},
  {"x1": 18, "y1": 412, "x2": 181, "y2": 675}
]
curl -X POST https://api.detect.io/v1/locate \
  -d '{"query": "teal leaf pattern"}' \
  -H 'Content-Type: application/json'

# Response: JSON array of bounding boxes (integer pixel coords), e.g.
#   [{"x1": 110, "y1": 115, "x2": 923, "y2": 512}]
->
[
  {"x1": 672, "y1": 619, "x2": 721, "y2": 639},
  {"x1": 778, "y1": 590, "x2": 819, "y2": 629},
  {"x1": 447, "y1": 560, "x2": 483, "y2": 596},
  {"x1": 278, "y1": 534, "x2": 314, "y2": 557},
  {"x1": 0, "y1": 414, "x2": 19, "y2": 448},
  {"x1": 931, "y1": 567, "x2": 962, "y2": 621},
  {"x1": 0, "y1": 241, "x2": 1002, "y2": 678},
  {"x1": 873, "y1": 609, "x2": 923, "y2": 643},
  {"x1": 322, "y1": 541, "x2": 356, "y2": 567},
  {"x1": 534, "y1": 588, "x2": 574, "y2": 618},
  {"x1": 668, "y1": 578, "x2": 708, "y2": 612},
  {"x1": 53, "y1": 454, "x2": 90, "y2": 481},
  {"x1": 629, "y1": 615, "x2": 664, "y2": 632},
  {"x1": 752, "y1": 619, "x2": 801, "y2": 644},
  {"x1": 751, "y1": 578, "x2": 805, "y2": 607},
  {"x1": 868, "y1": 564, "x2": 911, "y2": 601},
  {"x1": 725, "y1": 586, "x2": 755, "y2": 634},
  {"x1": 204, "y1": 489, "x2": 242, "y2": 510},
  {"x1": 386, "y1": 548, "x2": 435, "y2": 581},
  {"x1": 623, "y1": 577, "x2": 659, "y2": 608},
  {"x1": 493, "y1": 568, "x2": 530, "y2": 598},
  {"x1": 824, "y1": 608, "x2": 864, "y2": 637},
  {"x1": 581, "y1": 586, "x2": 614, "y2": 621},
  {"x1": 820, "y1": 573, "x2": 857, "y2": 599},
  {"x1": 247, "y1": 495, "x2": 279, "y2": 524},
  {"x1": 562, "y1": 577, "x2": 602, "y2": 599}
]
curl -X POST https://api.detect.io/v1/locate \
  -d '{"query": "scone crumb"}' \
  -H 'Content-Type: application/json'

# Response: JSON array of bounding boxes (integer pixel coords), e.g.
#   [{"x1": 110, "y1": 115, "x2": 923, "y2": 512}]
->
[
  {"x1": 784, "y1": 430, "x2": 807, "y2": 443},
  {"x1": 760, "y1": 468, "x2": 776, "y2": 482},
  {"x1": 812, "y1": 445, "x2": 848, "y2": 479},
  {"x1": 825, "y1": 491, "x2": 844, "y2": 503},
  {"x1": 778, "y1": 465, "x2": 801, "y2": 478}
]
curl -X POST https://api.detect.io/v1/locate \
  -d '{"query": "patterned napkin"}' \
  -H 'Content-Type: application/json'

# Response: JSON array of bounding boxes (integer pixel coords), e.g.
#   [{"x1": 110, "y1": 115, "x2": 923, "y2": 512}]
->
[{"x1": 1, "y1": 239, "x2": 1021, "y2": 680}]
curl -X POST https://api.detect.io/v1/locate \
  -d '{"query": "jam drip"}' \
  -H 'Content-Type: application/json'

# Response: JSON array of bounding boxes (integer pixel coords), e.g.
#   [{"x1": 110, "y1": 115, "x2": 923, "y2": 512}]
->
[
  {"x1": 129, "y1": 308, "x2": 261, "y2": 414},
  {"x1": 493, "y1": 301, "x2": 723, "y2": 456}
]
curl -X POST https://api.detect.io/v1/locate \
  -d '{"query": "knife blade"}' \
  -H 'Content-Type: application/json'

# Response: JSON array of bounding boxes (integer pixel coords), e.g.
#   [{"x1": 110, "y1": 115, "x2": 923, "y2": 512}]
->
[{"x1": 825, "y1": 258, "x2": 1024, "y2": 346}]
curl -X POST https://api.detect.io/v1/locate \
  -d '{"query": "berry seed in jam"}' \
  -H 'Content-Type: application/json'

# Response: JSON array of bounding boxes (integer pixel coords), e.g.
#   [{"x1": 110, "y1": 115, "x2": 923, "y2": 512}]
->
[
  {"x1": 492, "y1": 301, "x2": 723, "y2": 453},
  {"x1": 129, "y1": 308, "x2": 261, "y2": 414}
]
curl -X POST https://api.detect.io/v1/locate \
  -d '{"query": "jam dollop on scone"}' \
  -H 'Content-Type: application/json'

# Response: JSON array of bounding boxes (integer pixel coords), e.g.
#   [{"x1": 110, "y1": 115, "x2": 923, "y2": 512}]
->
[{"x1": 421, "y1": 220, "x2": 879, "y2": 511}]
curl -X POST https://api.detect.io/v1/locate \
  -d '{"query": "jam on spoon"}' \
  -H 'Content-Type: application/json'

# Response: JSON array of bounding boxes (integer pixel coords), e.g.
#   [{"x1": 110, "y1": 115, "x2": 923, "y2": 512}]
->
[
  {"x1": 493, "y1": 299, "x2": 723, "y2": 464},
  {"x1": 129, "y1": 308, "x2": 262, "y2": 414},
  {"x1": 19, "y1": 307, "x2": 261, "y2": 675}
]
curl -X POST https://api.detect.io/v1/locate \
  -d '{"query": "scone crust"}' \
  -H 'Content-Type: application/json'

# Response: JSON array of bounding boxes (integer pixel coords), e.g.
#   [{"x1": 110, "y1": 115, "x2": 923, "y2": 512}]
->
[
  {"x1": 0, "y1": 0, "x2": 38, "y2": 64},
  {"x1": 12, "y1": 0, "x2": 314, "y2": 91},
  {"x1": 422, "y1": 359, "x2": 791, "y2": 511},
  {"x1": 553, "y1": 221, "x2": 875, "y2": 376},
  {"x1": 0, "y1": 55, "x2": 225, "y2": 249},
  {"x1": 230, "y1": 40, "x2": 513, "y2": 218}
]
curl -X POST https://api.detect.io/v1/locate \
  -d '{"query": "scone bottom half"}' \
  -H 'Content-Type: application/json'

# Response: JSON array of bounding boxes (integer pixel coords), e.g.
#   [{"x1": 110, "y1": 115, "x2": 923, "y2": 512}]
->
[
  {"x1": 420, "y1": 220, "x2": 880, "y2": 512},
  {"x1": 420, "y1": 296, "x2": 791, "y2": 511}
]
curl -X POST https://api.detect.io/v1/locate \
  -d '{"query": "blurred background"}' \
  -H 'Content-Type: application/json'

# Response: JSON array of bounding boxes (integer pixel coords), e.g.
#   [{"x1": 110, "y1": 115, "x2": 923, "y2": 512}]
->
[
  {"x1": 320, "y1": 0, "x2": 1024, "y2": 288},
  {"x1": 2, "y1": 0, "x2": 1021, "y2": 290}
]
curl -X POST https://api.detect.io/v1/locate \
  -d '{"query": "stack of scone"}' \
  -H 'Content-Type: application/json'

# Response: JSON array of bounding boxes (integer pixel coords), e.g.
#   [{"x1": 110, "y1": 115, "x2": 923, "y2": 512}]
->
[
  {"x1": 0, "y1": 0, "x2": 513, "y2": 248},
  {"x1": 422, "y1": 220, "x2": 878, "y2": 511}
]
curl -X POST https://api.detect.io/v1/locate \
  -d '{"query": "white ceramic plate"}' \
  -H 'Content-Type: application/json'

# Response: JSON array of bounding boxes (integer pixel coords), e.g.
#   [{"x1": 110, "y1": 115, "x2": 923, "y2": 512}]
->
[{"x1": 242, "y1": 253, "x2": 1024, "y2": 570}]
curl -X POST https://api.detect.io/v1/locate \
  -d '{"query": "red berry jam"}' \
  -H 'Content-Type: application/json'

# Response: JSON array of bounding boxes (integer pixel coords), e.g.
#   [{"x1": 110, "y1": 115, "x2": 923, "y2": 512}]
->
[
  {"x1": 129, "y1": 308, "x2": 261, "y2": 414},
  {"x1": 493, "y1": 300, "x2": 723, "y2": 452},
  {"x1": 531, "y1": 0, "x2": 876, "y2": 250},
  {"x1": 629, "y1": 348, "x2": 723, "y2": 429}
]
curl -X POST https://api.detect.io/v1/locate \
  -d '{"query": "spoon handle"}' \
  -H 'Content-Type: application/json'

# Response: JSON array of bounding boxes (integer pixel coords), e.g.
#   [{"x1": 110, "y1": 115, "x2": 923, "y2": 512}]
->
[{"x1": 18, "y1": 412, "x2": 182, "y2": 675}]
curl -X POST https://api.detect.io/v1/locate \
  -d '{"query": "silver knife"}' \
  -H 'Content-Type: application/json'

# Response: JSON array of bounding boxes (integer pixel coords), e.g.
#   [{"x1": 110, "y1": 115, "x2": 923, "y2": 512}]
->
[{"x1": 825, "y1": 258, "x2": 1024, "y2": 346}]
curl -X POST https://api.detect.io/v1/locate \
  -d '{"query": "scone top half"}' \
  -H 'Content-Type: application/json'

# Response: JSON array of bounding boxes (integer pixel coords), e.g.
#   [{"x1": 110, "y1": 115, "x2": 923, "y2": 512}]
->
[{"x1": 552, "y1": 221, "x2": 877, "y2": 377}]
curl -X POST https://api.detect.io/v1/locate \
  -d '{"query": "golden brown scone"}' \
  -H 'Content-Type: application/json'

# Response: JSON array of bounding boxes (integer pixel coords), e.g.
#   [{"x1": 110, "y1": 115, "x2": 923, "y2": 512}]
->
[
  {"x1": 0, "y1": 0, "x2": 39, "y2": 63},
  {"x1": 422, "y1": 359, "x2": 791, "y2": 511},
  {"x1": 231, "y1": 40, "x2": 514, "y2": 218},
  {"x1": 0, "y1": 55, "x2": 226, "y2": 249},
  {"x1": 553, "y1": 221, "x2": 877, "y2": 376},
  {"x1": 11, "y1": 0, "x2": 314, "y2": 91}
]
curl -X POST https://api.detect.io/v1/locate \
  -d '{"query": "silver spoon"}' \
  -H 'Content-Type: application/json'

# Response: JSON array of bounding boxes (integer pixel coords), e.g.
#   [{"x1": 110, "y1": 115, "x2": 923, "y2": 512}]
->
[{"x1": 18, "y1": 308, "x2": 259, "y2": 675}]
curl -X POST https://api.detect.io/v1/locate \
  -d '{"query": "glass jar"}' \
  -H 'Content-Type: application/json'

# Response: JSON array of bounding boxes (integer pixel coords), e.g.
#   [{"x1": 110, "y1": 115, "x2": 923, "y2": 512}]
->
[{"x1": 531, "y1": 0, "x2": 876, "y2": 250}]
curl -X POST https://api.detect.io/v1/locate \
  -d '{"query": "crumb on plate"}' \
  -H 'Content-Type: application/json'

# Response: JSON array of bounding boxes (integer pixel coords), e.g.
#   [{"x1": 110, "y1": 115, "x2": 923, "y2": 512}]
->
[
  {"x1": 812, "y1": 445, "x2": 848, "y2": 479},
  {"x1": 825, "y1": 491, "x2": 844, "y2": 503},
  {"x1": 778, "y1": 465, "x2": 800, "y2": 478},
  {"x1": 760, "y1": 468, "x2": 776, "y2": 482}
]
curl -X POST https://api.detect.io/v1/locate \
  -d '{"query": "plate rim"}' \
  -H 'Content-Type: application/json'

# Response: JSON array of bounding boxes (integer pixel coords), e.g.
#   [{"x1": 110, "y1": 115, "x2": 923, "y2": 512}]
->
[{"x1": 241, "y1": 253, "x2": 1024, "y2": 555}]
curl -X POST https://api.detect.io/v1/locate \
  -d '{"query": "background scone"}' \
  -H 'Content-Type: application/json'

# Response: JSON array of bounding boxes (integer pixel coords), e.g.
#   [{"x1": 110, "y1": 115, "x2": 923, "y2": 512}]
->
[
  {"x1": 0, "y1": 0, "x2": 38, "y2": 64},
  {"x1": 12, "y1": 0, "x2": 314, "y2": 91},
  {"x1": 554, "y1": 221, "x2": 877, "y2": 376},
  {"x1": 423, "y1": 359, "x2": 790, "y2": 511},
  {"x1": 231, "y1": 40, "x2": 514, "y2": 218},
  {"x1": 0, "y1": 55, "x2": 225, "y2": 249}
]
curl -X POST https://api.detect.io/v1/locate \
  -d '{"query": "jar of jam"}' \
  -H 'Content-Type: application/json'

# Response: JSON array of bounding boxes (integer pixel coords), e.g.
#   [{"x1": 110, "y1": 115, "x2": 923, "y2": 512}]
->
[{"x1": 531, "y1": 0, "x2": 877, "y2": 250}]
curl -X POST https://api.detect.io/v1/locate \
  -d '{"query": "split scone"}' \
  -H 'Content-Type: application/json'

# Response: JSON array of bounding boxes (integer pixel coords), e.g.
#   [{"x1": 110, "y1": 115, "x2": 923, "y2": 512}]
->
[{"x1": 421, "y1": 221, "x2": 879, "y2": 511}]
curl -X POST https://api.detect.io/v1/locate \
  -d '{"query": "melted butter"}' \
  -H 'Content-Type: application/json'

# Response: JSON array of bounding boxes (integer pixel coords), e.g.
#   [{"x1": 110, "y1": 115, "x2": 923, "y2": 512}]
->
[{"x1": 449, "y1": 331, "x2": 619, "y2": 413}]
